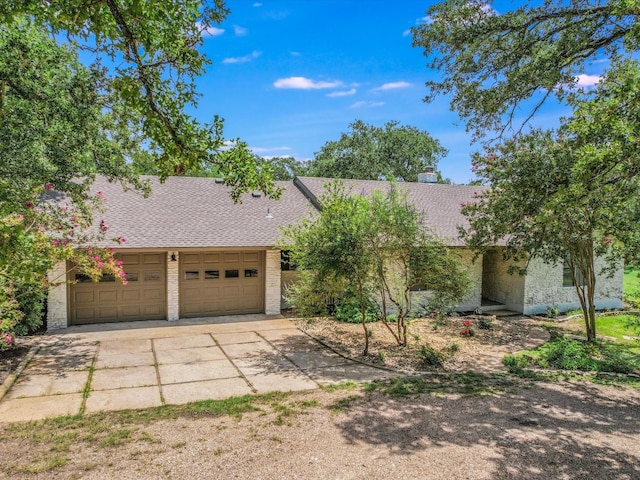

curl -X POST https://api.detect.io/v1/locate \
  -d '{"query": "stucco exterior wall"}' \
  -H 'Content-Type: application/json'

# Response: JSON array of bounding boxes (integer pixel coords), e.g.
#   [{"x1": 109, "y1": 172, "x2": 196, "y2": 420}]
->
[
  {"x1": 47, "y1": 260, "x2": 68, "y2": 330},
  {"x1": 481, "y1": 249, "x2": 526, "y2": 312},
  {"x1": 166, "y1": 251, "x2": 179, "y2": 321},
  {"x1": 265, "y1": 249, "x2": 281, "y2": 315},
  {"x1": 523, "y1": 257, "x2": 624, "y2": 315}
]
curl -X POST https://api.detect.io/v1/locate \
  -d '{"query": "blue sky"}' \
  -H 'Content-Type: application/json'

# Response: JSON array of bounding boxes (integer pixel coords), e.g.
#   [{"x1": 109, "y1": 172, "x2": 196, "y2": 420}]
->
[{"x1": 192, "y1": 1, "x2": 602, "y2": 184}]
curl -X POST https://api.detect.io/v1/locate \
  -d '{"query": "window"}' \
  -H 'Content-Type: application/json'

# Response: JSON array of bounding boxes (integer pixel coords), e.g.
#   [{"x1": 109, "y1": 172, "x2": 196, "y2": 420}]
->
[
  {"x1": 184, "y1": 271, "x2": 200, "y2": 280},
  {"x1": 225, "y1": 269, "x2": 239, "y2": 278},
  {"x1": 145, "y1": 271, "x2": 161, "y2": 281},
  {"x1": 281, "y1": 250, "x2": 297, "y2": 271},
  {"x1": 244, "y1": 269, "x2": 259, "y2": 278},
  {"x1": 204, "y1": 270, "x2": 220, "y2": 279},
  {"x1": 99, "y1": 273, "x2": 115, "y2": 282},
  {"x1": 125, "y1": 272, "x2": 138, "y2": 282},
  {"x1": 74, "y1": 273, "x2": 92, "y2": 283},
  {"x1": 563, "y1": 261, "x2": 586, "y2": 287}
]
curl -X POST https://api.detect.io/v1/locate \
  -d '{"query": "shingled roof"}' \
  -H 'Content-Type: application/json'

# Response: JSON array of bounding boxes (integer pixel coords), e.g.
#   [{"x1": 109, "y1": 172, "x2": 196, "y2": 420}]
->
[
  {"x1": 90, "y1": 176, "x2": 314, "y2": 249},
  {"x1": 294, "y1": 176, "x2": 486, "y2": 246}
]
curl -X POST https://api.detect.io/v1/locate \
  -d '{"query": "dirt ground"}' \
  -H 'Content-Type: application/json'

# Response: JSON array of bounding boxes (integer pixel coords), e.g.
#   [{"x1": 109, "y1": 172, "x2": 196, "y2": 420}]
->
[
  {"x1": 0, "y1": 379, "x2": 638, "y2": 480},
  {"x1": 295, "y1": 314, "x2": 550, "y2": 373}
]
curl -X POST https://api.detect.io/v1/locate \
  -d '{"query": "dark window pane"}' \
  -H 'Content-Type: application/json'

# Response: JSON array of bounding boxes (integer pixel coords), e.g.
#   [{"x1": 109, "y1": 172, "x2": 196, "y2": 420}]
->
[
  {"x1": 185, "y1": 271, "x2": 199, "y2": 280},
  {"x1": 244, "y1": 269, "x2": 259, "y2": 278},
  {"x1": 125, "y1": 272, "x2": 138, "y2": 282},
  {"x1": 280, "y1": 250, "x2": 297, "y2": 271},
  {"x1": 75, "y1": 273, "x2": 92, "y2": 283},
  {"x1": 225, "y1": 269, "x2": 239, "y2": 278},
  {"x1": 145, "y1": 271, "x2": 161, "y2": 281},
  {"x1": 99, "y1": 274, "x2": 115, "y2": 282},
  {"x1": 205, "y1": 270, "x2": 220, "y2": 279}
]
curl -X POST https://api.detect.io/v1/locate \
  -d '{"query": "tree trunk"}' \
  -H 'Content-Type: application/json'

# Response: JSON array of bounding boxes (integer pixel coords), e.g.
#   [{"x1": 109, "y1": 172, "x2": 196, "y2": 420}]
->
[{"x1": 358, "y1": 282, "x2": 369, "y2": 356}]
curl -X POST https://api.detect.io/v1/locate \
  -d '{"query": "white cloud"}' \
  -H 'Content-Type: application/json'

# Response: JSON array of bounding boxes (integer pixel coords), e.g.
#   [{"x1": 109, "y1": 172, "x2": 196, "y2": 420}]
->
[
  {"x1": 289, "y1": 51, "x2": 301, "y2": 56},
  {"x1": 350, "y1": 101, "x2": 385, "y2": 109},
  {"x1": 576, "y1": 74, "x2": 601, "y2": 87},
  {"x1": 253, "y1": 2, "x2": 262, "y2": 6},
  {"x1": 234, "y1": 25, "x2": 248, "y2": 36},
  {"x1": 373, "y1": 81, "x2": 411, "y2": 91},
  {"x1": 223, "y1": 51, "x2": 262, "y2": 64},
  {"x1": 402, "y1": 29, "x2": 412, "y2": 37},
  {"x1": 274, "y1": 76, "x2": 342, "y2": 89},
  {"x1": 327, "y1": 88, "x2": 357, "y2": 97},
  {"x1": 251, "y1": 146, "x2": 292, "y2": 154},
  {"x1": 197, "y1": 22, "x2": 225, "y2": 37}
]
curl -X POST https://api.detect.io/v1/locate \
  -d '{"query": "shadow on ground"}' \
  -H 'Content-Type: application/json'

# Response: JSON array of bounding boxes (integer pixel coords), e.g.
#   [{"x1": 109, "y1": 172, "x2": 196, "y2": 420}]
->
[{"x1": 335, "y1": 379, "x2": 640, "y2": 479}]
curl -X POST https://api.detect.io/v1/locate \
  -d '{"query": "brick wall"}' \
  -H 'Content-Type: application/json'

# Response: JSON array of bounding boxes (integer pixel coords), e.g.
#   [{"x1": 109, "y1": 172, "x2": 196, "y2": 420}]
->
[
  {"x1": 523, "y1": 257, "x2": 623, "y2": 315},
  {"x1": 166, "y1": 251, "x2": 180, "y2": 321},
  {"x1": 265, "y1": 249, "x2": 281, "y2": 315},
  {"x1": 47, "y1": 261, "x2": 68, "y2": 330}
]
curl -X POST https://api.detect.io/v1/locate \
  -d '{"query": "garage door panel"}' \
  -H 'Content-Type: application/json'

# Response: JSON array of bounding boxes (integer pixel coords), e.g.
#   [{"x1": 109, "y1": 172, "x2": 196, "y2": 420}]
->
[
  {"x1": 98, "y1": 290, "x2": 118, "y2": 302},
  {"x1": 74, "y1": 290, "x2": 96, "y2": 303},
  {"x1": 70, "y1": 253, "x2": 166, "y2": 325},
  {"x1": 203, "y1": 253, "x2": 221, "y2": 264},
  {"x1": 179, "y1": 250, "x2": 264, "y2": 318}
]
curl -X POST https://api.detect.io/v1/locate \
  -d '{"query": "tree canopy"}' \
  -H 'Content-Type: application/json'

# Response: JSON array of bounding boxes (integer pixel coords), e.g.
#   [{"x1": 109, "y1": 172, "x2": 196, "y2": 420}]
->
[
  {"x1": 412, "y1": 0, "x2": 640, "y2": 140},
  {"x1": 1, "y1": 1, "x2": 277, "y2": 199},
  {"x1": 461, "y1": 61, "x2": 640, "y2": 341},
  {"x1": 308, "y1": 120, "x2": 447, "y2": 182}
]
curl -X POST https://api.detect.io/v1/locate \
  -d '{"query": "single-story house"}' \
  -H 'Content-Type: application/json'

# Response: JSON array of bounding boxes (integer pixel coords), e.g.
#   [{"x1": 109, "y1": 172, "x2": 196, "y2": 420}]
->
[{"x1": 46, "y1": 174, "x2": 623, "y2": 329}]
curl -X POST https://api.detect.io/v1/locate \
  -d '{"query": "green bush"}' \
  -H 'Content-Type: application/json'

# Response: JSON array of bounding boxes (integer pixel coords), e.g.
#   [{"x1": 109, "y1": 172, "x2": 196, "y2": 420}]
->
[
  {"x1": 334, "y1": 297, "x2": 379, "y2": 324},
  {"x1": 545, "y1": 338, "x2": 596, "y2": 371},
  {"x1": 502, "y1": 353, "x2": 530, "y2": 372},
  {"x1": 420, "y1": 345, "x2": 445, "y2": 368},
  {"x1": 477, "y1": 316, "x2": 493, "y2": 330}
]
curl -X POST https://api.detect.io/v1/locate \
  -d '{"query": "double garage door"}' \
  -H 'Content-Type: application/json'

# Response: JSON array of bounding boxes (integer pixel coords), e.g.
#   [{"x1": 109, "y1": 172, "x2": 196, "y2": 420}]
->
[{"x1": 69, "y1": 250, "x2": 265, "y2": 324}]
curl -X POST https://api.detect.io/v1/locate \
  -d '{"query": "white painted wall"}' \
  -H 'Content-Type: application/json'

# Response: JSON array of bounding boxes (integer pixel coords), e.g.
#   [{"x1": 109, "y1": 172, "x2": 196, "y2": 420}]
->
[
  {"x1": 265, "y1": 249, "x2": 281, "y2": 315},
  {"x1": 47, "y1": 260, "x2": 68, "y2": 330}
]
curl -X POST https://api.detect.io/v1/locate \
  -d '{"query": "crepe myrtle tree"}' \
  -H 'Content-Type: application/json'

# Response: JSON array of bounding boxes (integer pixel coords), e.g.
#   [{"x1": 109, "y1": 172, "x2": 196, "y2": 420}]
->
[
  {"x1": 281, "y1": 181, "x2": 470, "y2": 354},
  {"x1": 366, "y1": 187, "x2": 470, "y2": 346},
  {"x1": 461, "y1": 117, "x2": 639, "y2": 341},
  {"x1": 281, "y1": 182, "x2": 375, "y2": 355}
]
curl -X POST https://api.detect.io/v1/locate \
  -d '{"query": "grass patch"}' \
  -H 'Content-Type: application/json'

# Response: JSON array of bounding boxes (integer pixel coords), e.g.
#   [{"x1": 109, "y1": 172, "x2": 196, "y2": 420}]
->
[
  {"x1": 328, "y1": 394, "x2": 362, "y2": 412},
  {"x1": 19, "y1": 454, "x2": 68, "y2": 474},
  {"x1": 504, "y1": 336, "x2": 640, "y2": 374},
  {"x1": 322, "y1": 381, "x2": 359, "y2": 393},
  {"x1": 363, "y1": 373, "x2": 514, "y2": 397}
]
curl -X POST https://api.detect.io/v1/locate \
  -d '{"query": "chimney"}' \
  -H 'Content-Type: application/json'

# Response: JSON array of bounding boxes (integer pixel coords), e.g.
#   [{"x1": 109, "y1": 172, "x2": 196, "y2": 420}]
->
[{"x1": 418, "y1": 166, "x2": 438, "y2": 184}]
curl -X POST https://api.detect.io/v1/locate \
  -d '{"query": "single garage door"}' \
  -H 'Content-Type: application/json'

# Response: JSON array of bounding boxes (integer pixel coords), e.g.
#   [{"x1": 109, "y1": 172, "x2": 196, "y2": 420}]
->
[
  {"x1": 179, "y1": 251, "x2": 264, "y2": 317},
  {"x1": 70, "y1": 252, "x2": 166, "y2": 325}
]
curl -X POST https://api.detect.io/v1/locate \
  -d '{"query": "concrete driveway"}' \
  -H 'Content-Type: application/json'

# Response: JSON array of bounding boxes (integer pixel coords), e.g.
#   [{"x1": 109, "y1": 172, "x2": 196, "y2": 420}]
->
[{"x1": 0, "y1": 316, "x2": 392, "y2": 423}]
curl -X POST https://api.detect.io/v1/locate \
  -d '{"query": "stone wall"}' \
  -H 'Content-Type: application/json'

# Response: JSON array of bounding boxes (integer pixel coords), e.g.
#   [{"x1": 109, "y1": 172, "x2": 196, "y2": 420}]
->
[
  {"x1": 47, "y1": 260, "x2": 68, "y2": 330},
  {"x1": 166, "y1": 251, "x2": 179, "y2": 321},
  {"x1": 265, "y1": 249, "x2": 281, "y2": 315},
  {"x1": 523, "y1": 257, "x2": 624, "y2": 315}
]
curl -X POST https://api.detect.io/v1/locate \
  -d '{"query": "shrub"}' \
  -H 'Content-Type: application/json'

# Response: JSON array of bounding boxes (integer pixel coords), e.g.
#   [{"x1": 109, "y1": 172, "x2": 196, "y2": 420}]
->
[
  {"x1": 334, "y1": 296, "x2": 379, "y2": 324},
  {"x1": 545, "y1": 338, "x2": 596, "y2": 371},
  {"x1": 477, "y1": 316, "x2": 493, "y2": 330},
  {"x1": 546, "y1": 305, "x2": 560, "y2": 319},
  {"x1": 502, "y1": 353, "x2": 530, "y2": 372},
  {"x1": 420, "y1": 345, "x2": 445, "y2": 368}
]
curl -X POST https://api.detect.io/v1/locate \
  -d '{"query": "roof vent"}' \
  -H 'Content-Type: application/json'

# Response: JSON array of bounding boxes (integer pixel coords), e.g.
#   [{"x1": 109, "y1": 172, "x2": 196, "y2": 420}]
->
[
  {"x1": 251, "y1": 192, "x2": 262, "y2": 198},
  {"x1": 214, "y1": 178, "x2": 223, "y2": 184},
  {"x1": 418, "y1": 166, "x2": 438, "y2": 184}
]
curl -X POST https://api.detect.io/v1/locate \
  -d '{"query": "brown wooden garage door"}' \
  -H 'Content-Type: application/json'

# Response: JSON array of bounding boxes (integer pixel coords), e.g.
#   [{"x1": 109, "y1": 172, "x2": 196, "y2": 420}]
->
[
  {"x1": 179, "y1": 251, "x2": 264, "y2": 317},
  {"x1": 70, "y1": 252, "x2": 166, "y2": 325}
]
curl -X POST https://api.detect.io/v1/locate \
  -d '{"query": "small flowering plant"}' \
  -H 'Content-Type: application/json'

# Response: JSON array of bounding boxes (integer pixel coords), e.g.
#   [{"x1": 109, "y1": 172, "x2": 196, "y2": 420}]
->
[{"x1": 460, "y1": 319, "x2": 474, "y2": 337}]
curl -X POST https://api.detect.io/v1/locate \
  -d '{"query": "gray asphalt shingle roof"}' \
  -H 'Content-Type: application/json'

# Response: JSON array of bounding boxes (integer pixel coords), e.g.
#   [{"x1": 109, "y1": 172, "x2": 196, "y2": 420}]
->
[
  {"x1": 89, "y1": 175, "x2": 483, "y2": 249},
  {"x1": 90, "y1": 176, "x2": 314, "y2": 249},
  {"x1": 294, "y1": 176, "x2": 487, "y2": 246}
]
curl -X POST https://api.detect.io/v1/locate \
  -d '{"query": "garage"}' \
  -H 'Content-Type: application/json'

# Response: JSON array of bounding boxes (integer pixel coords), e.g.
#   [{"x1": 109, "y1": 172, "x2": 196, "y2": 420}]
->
[
  {"x1": 179, "y1": 250, "x2": 264, "y2": 317},
  {"x1": 69, "y1": 252, "x2": 167, "y2": 325}
]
